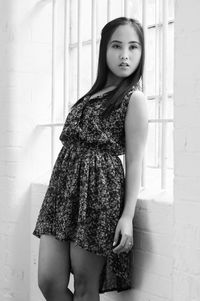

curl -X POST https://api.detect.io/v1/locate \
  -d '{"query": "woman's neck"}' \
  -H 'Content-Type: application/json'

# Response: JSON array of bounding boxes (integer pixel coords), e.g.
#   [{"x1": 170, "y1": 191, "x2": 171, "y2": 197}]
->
[
  {"x1": 103, "y1": 84, "x2": 116, "y2": 91},
  {"x1": 105, "y1": 72, "x2": 122, "y2": 88}
]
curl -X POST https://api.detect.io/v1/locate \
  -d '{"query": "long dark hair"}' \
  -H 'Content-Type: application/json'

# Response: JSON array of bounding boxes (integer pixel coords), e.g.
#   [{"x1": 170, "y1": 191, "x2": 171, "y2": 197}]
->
[{"x1": 73, "y1": 17, "x2": 145, "y2": 118}]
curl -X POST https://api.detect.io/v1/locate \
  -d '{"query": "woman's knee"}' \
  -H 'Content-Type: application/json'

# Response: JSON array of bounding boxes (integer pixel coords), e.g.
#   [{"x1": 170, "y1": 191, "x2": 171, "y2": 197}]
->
[
  {"x1": 38, "y1": 274, "x2": 53, "y2": 297},
  {"x1": 38, "y1": 235, "x2": 71, "y2": 297},
  {"x1": 70, "y1": 243, "x2": 105, "y2": 297},
  {"x1": 38, "y1": 273, "x2": 66, "y2": 298},
  {"x1": 74, "y1": 272, "x2": 99, "y2": 298}
]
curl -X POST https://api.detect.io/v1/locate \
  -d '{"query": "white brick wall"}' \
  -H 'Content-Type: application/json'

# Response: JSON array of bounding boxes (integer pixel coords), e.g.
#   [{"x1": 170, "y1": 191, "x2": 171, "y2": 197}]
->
[
  {"x1": 173, "y1": 1, "x2": 200, "y2": 301},
  {"x1": 0, "y1": 0, "x2": 52, "y2": 300}
]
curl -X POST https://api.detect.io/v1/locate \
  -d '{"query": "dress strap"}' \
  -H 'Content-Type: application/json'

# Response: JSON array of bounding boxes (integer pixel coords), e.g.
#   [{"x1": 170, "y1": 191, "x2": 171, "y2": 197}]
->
[{"x1": 121, "y1": 87, "x2": 137, "y2": 116}]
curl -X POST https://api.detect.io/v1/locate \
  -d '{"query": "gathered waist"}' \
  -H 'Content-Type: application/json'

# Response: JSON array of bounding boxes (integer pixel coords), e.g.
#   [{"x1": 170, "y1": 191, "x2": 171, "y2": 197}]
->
[{"x1": 64, "y1": 140, "x2": 121, "y2": 158}]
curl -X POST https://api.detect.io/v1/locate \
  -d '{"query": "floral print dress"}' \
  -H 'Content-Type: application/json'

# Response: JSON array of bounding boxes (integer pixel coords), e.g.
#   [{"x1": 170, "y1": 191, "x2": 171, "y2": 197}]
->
[{"x1": 33, "y1": 87, "x2": 136, "y2": 293}]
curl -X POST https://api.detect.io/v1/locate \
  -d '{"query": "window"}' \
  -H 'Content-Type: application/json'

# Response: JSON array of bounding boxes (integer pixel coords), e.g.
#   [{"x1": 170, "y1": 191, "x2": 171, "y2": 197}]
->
[
  {"x1": 144, "y1": 0, "x2": 174, "y2": 191},
  {"x1": 36, "y1": 0, "x2": 174, "y2": 192}
]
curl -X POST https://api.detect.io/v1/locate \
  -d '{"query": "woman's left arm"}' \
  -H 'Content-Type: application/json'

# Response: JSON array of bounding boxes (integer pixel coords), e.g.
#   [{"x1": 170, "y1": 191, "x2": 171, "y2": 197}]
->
[{"x1": 113, "y1": 91, "x2": 148, "y2": 254}]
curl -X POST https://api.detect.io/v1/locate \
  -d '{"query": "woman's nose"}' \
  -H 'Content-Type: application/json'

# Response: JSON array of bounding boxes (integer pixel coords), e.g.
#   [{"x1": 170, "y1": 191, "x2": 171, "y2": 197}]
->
[{"x1": 120, "y1": 49, "x2": 129, "y2": 60}]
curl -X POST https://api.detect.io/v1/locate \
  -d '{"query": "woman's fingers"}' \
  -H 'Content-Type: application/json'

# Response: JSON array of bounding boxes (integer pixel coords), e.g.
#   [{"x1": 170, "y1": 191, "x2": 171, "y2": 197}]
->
[
  {"x1": 124, "y1": 238, "x2": 134, "y2": 253},
  {"x1": 113, "y1": 226, "x2": 120, "y2": 247},
  {"x1": 113, "y1": 235, "x2": 127, "y2": 254},
  {"x1": 113, "y1": 235, "x2": 133, "y2": 254}
]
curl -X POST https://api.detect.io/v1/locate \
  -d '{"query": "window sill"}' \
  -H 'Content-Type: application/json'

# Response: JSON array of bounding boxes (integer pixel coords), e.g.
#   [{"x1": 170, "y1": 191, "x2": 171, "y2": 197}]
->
[{"x1": 138, "y1": 188, "x2": 173, "y2": 205}]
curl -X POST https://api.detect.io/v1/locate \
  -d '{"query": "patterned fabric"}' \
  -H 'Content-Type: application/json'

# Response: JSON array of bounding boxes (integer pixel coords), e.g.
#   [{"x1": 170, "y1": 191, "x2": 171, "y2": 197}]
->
[{"x1": 33, "y1": 87, "x2": 136, "y2": 293}]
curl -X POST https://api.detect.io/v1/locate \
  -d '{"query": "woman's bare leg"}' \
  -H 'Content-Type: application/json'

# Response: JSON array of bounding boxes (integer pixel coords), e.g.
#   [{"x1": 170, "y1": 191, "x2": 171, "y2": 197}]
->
[
  {"x1": 70, "y1": 242, "x2": 106, "y2": 301},
  {"x1": 38, "y1": 235, "x2": 73, "y2": 301}
]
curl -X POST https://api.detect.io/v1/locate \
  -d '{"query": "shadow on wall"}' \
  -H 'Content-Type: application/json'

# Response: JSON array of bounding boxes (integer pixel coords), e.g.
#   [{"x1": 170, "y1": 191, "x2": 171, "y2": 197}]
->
[
  {"x1": 0, "y1": 0, "x2": 32, "y2": 299},
  {"x1": 24, "y1": 0, "x2": 52, "y2": 23},
  {"x1": 0, "y1": 0, "x2": 10, "y2": 295},
  {"x1": 12, "y1": 189, "x2": 31, "y2": 300},
  {"x1": 0, "y1": 0, "x2": 53, "y2": 299}
]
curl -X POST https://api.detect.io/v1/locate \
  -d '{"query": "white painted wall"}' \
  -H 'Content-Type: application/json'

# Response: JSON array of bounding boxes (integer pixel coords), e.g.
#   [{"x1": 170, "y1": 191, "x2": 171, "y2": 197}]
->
[
  {"x1": 0, "y1": 0, "x2": 52, "y2": 300},
  {"x1": 173, "y1": 0, "x2": 200, "y2": 300}
]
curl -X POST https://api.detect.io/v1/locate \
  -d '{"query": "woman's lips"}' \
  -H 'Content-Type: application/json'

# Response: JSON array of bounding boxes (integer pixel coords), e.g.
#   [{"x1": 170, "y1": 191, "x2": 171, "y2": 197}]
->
[
  {"x1": 119, "y1": 63, "x2": 130, "y2": 69},
  {"x1": 119, "y1": 62, "x2": 129, "y2": 67}
]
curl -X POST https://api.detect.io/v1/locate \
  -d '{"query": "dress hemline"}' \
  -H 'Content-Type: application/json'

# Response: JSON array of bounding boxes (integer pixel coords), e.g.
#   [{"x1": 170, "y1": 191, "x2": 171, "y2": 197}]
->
[{"x1": 32, "y1": 229, "x2": 134, "y2": 294}]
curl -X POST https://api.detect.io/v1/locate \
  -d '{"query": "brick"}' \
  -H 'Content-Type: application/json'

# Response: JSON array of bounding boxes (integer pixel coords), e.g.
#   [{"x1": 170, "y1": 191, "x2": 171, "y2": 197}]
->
[
  {"x1": 134, "y1": 250, "x2": 173, "y2": 277},
  {"x1": 174, "y1": 74, "x2": 200, "y2": 105},
  {"x1": 4, "y1": 130, "x2": 23, "y2": 147},
  {"x1": 174, "y1": 223, "x2": 200, "y2": 250},
  {"x1": 133, "y1": 229, "x2": 142, "y2": 250},
  {"x1": 3, "y1": 147, "x2": 22, "y2": 162},
  {"x1": 0, "y1": 84, "x2": 31, "y2": 104},
  {"x1": 4, "y1": 162, "x2": 19, "y2": 178},
  {"x1": 174, "y1": 177, "x2": 200, "y2": 201},
  {"x1": 175, "y1": 152, "x2": 200, "y2": 177},
  {"x1": 174, "y1": 129, "x2": 187, "y2": 152},
  {"x1": 0, "y1": 22, "x2": 31, "y2": 44},
  {"x1": 0, "y1": 0, "x2": 55, "y2": 300},
  {"x1": 174, "y1": 202, "x2": 200, "y2": 226},
  {"x1": 0, "y1": 222, "x2": 17, "y2": 236},
  {"x1": 8, "y1": 42, "x2": 52, "y2": 73},
  {"x1": 175, "y1": 32, "x2": 200, "y2": 62},
  {"x1": 186, "y1": 127, "x2": 200, "y2": 152},
  {"x1": 31, "y1": 7, "x2": 52, "y2": 44},
  {"x1": 174, "y1": 245, "x2": 200, "y2": 274},
  {"x1": 103, "y1": 289, "x2": 171, "y2": 301},
  {"x1": 133, "y1": 267, "x2": 172, "y2": 299},
  {"x1": 134, "y1": 204, "x2": 173, "y2": 234},
  {"x1": 175, "y1": 0, "x2": 200, "y2": 34},
  {"x1": 0, "y1": 161, "x2": 5, "y2": 176},
  {"x1": 174, "y1": 124, "x2": 200, "y2": 154},
  {"x1": 174, "y1": 104, "x2": 200, "y2": 128},
  {"x1": 140, "y1": 231, "x2": 173, "y2": 257},
  {"x1": 173, "y1": 272, "x2": 200, "y2": 301}
]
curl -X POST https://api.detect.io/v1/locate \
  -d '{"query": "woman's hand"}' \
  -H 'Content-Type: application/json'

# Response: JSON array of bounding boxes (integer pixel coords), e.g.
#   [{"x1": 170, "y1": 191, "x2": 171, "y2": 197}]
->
[{"x1": 112, "y1": 216, "x2": 134, "y2": 254}]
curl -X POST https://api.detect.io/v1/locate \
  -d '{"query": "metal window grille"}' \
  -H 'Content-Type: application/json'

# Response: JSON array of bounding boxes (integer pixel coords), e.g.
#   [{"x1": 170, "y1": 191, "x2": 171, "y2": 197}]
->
[{"x1": 37, "y1": 0, "x2": 174, "y2": 191}]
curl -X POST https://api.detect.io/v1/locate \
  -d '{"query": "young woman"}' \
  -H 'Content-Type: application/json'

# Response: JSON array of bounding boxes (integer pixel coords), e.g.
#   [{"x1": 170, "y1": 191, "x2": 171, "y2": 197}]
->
[{"x1": 33, "y1": 17, "x2": 148, "y2": 301}]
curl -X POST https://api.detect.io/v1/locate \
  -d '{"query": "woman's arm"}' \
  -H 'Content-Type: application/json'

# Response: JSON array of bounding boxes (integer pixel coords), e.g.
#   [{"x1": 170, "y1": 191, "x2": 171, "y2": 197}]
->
[
  {"x1": 123, "y1": 90, "x2": 148, "y2": 218},
  {"x1": 113, "y1": 90, "x2": 148, "y2": 254}
]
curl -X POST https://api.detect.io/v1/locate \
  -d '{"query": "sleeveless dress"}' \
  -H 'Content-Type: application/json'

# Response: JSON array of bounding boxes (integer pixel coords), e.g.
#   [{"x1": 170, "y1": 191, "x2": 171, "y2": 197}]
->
[{"x1": 33, "y1": 87, "x2": 136, "y2": 293}]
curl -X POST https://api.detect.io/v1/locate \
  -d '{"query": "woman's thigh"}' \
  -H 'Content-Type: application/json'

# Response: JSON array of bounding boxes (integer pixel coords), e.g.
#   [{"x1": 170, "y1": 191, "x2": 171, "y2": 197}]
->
[
  {"x1": 38, "y1": 235, "x2": 71, "y2": 289},
  {"x1": 70, "y1": 242, "x2": 106, "y2": 293}
]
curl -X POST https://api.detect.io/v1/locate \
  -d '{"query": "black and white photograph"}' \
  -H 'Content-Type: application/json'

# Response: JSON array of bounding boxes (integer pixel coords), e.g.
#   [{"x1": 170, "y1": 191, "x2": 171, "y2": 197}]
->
[{"x1": 0, "y1": 0, "x2": 199, "y2": 301}]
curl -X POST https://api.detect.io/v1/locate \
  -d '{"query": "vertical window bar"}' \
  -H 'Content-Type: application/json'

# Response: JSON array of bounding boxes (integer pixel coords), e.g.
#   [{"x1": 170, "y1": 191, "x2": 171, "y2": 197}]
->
[
  {"x1": 154, "y1": 0, "x2": 159, "y2": 168},
  {"x1": 63, "y1": 0, "x2": 70, "y2": 119},
  {"x1": 141, "y1": 0, "x2": 147, "y2": 189},
  {"x1": 161, "y1": 0, "x2": 168, "y2": 189},
  {"x1": 107, "y1": 0, "x2": 111, "y2": 22},
  {"x1": 155, "y1": 0, "x2": 159, "y2": 98},
  {"x1": 91, "y1": 0, "x2": 97, "y2": 84},
  {"x1": 77, "y1": 0, "x2": 82, "y2": 99},
  {"x1": 157, "y1": 0, "x2": 162, "y2": 170},
  {"x1": 51, "y1": 0, "x2": 56, "y2": 169}
]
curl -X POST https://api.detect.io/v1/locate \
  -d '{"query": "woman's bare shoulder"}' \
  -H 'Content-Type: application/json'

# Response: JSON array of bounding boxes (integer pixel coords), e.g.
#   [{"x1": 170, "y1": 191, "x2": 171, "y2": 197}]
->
[
  {"x1": 128, "y1": 90, "x2": 146, "y2": 108},
  {"x1": 126, "y1": 90, "x2": 148, "y2": 128}
]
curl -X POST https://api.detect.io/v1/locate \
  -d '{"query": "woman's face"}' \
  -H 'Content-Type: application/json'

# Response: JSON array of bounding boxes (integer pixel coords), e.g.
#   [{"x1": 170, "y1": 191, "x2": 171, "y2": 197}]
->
[{"x1": 106, "y1": 24, "x2": 142, "y2": 85}]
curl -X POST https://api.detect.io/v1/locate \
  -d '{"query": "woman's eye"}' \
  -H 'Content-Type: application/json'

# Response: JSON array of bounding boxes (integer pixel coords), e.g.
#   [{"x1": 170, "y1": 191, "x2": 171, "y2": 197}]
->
[
  {"x1": 130, "y1": 45, "x2": 137, "y2": 50},
  {"x1": 112, "y1": 44, "x2": 120, "y2": 49}
]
